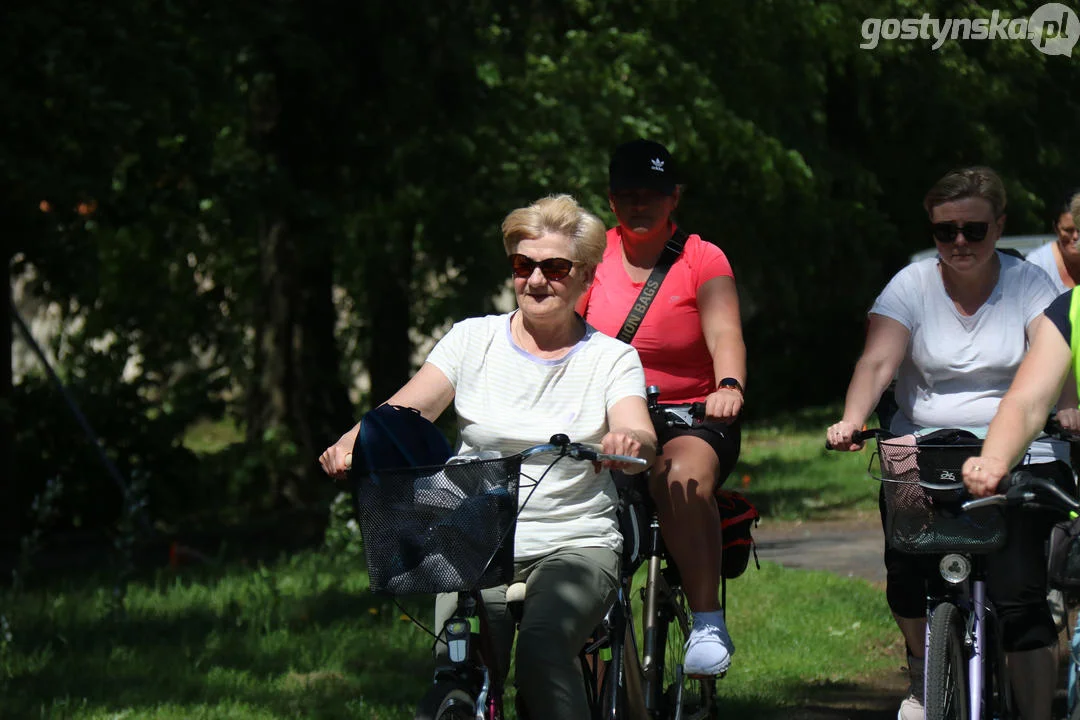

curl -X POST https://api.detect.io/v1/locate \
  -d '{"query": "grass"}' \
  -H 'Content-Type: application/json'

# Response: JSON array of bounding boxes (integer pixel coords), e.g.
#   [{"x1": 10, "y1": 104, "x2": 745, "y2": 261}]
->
[
  {"x1": 0, "y1": 552, "x2": 899, "y2": 719},
  {"x1": 735, "y1": 405, "x2": 883, "y2": 520},
  {"x1": 0, "y1": 408, "x2": 900, "y2": 717},
  {"x1": 182, "y1": 417, "x2": 244, "y2": 455}
]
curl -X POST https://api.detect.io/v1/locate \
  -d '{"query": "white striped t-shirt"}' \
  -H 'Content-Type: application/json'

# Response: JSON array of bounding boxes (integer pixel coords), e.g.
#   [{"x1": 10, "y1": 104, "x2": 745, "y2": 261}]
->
[{"x1": 426, "y1": 312, "x2": 646, "y2": 561}]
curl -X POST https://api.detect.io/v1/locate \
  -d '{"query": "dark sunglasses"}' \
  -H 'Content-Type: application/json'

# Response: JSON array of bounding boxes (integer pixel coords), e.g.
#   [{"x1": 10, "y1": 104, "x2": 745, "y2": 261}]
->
[
  {"x1": 930, "y1": 221, "x2": 991, "y2": 244},
  {"x1": 509, "y1": 254, "x2": 577, "y2": 281}
]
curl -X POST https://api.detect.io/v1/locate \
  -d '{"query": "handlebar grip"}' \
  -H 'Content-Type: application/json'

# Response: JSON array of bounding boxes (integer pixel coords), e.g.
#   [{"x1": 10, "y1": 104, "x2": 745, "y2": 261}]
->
[
  {"x1": 825, "y1": 430, "x2": 865, "y2": 451},
  {"x1": 825, "y1": 427, "x2": 888, "y2": 451},
  {"x1": 689, "y1": 402, "x2": 706, "y2": 421},
  {"x1": 1043, "y1": 415, "x2": 1080, "y2": 442},
  {"x1": 996, "y1": 470, "x2": 1023, "y2": 494},
  {"x1": 598, "y1": 454, "x2": 648, "y2": 466}
]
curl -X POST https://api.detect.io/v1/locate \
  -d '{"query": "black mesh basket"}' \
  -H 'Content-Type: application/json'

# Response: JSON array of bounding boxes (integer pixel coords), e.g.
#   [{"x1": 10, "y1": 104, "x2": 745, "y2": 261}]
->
[
  {"x1": 357, "y1": 456, "x2": 521, "y2": 595},
  {"x1": 877, "y1": 439, "x2": 1006, "y2": 554}
]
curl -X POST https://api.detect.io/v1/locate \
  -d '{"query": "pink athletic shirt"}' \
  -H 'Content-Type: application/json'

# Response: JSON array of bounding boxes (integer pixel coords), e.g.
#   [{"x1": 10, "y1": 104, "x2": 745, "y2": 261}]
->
[{"x1": 583, "y1": 226, "x2": 735, "y2": 404}]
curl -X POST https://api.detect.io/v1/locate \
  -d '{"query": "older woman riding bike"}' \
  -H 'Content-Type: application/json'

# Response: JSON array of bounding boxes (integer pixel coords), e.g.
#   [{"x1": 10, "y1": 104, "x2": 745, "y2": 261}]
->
[{"x1": 320, "y1": 193, "x2": 657, "y2": 720}]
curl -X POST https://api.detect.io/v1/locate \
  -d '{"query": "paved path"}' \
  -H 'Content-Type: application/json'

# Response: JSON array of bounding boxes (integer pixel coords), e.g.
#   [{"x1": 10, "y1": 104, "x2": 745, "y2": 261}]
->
[{"x1": 753, "y1": 514, "x2": 886, "y2": 584}]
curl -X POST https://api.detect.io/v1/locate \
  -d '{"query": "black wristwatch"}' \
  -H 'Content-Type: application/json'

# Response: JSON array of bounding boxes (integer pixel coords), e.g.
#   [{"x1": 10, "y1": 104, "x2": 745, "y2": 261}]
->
[{"x1": 717, "y1": 377, "x2": 744, "y2": 394}]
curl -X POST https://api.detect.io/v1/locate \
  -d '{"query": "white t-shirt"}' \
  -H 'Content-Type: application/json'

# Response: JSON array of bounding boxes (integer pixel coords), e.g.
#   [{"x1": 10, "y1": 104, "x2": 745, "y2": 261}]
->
[
  {"x1": 426, "y1": 312, "x2": 646, "y2": 561},
  {"x1": 871, "y1": 253, "x2": 1065, "y2": 462},
  {"x1": 1025, "y1": 242, "x2": 1070, "y2": 294}
]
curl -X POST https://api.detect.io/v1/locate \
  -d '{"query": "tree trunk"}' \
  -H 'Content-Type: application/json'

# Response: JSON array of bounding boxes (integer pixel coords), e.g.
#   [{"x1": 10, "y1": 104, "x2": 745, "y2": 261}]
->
[{"x1": 246, "y1": 216, "x2": 353, "y2": 507}]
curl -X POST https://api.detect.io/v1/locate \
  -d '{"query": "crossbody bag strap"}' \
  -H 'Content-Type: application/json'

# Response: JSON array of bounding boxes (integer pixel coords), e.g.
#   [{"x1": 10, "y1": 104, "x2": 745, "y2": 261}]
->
[{"x1": 615, "y1": 228, "x2": 689, "y2": 344}]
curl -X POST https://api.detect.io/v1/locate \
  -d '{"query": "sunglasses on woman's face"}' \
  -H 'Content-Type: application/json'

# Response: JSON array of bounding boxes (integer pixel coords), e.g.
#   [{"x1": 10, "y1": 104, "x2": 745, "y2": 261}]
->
[
  {"x1": 930, "y1": 221, "x2": 991, "y2": 244},
  {"x1": 509, "y1": 254, "x2": 576, "y2": 281}
]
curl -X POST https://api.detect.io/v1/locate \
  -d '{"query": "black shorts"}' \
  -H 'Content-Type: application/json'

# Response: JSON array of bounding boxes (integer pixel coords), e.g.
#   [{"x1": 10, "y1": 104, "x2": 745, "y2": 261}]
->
[{"x1": 654, "y1": 408, "x2": 741, "y2": 488}]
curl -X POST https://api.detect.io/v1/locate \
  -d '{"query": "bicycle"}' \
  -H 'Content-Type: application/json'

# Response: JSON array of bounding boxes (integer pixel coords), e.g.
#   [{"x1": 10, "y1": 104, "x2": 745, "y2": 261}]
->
[
  {"x1": 613, "y1": 385, "x2": 729, "y2": 720},
  {"x1": 351, "y1": 432, "x2": 647, "y2": 720},
  {"x1": 836, "y1": 423, "x2": 1076, "y2": 720}
]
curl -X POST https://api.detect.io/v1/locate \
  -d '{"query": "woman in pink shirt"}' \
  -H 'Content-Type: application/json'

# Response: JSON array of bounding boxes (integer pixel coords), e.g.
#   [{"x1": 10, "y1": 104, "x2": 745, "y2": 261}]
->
[{"x1": 579, "y1": 139, "x2": 747, "y2": 677}]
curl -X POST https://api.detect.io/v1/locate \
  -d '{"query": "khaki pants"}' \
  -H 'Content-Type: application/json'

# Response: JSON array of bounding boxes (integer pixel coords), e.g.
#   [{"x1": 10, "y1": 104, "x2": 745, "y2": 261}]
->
[{"x1": 434, "y1": 546, "x2": 619, "y2": 720}]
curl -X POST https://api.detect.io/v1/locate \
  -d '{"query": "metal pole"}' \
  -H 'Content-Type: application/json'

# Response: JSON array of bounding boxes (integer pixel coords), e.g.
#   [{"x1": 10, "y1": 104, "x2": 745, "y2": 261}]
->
[{"x1": 9, "y1": 296, "x2": 151, "y2": 535}]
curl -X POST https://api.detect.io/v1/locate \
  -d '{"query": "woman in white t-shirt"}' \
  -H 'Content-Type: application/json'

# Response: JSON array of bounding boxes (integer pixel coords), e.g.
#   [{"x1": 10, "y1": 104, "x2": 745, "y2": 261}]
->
[
  {"x1": 1024, "y1": 189, "x2": 1080, "y2": 294},
  {"x1": 826, "y1": 167, "x2": 1070, "y2": 720},
  {"x1": 320, "y1": 194, "x2": 657, "y2": 720}
]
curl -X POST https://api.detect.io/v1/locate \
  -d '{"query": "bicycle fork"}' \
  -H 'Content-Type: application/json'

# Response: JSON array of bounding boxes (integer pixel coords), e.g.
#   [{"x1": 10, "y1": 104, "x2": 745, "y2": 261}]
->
[
  {"x1": 967, "y1": 580, "x2": 986, "y2": 720},
  {"x1": 640, "y1": 518, "x2": 667, "y2": 712},
  {"x1": 926, "y1": 575, "x2": 994, "y2": 720}
]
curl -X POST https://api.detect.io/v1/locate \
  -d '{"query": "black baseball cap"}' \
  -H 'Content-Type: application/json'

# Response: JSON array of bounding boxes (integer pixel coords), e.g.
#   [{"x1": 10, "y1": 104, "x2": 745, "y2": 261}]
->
[{"x1": 608, "y1": 139, "x2": 677, "y2": 194}]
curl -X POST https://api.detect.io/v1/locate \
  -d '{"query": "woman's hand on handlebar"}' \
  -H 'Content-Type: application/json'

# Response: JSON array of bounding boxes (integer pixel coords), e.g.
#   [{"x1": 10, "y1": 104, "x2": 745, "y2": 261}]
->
[
  {"x1": 704, "y1": 388, "x2": 742, "y2": 424},
  {"x1": 319, "y1": 435, "x2": 355, "y2": 480},
  {"x1": 600, "y1": 429, "x2": 652, "y2": 474},
  {"x1": 1056, "y1": 408, "x2": 1080, "y2": 434},
  {"x1": 961, "y1": 455, "x2": 1009, "y2": 498},
  {"x1": 826, "y1": 420, "x2": 865, "y2": 451}
]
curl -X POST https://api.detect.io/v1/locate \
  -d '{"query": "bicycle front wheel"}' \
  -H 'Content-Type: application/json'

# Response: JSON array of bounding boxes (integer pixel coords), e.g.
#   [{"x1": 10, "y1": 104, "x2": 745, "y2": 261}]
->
[
  {"x1": 658, "y1": 585, "x2": 714, "y2": 720},
  {"x1": 926, "y1": 602, "x2": 969, "y2": 720},
  {"x1": 415, "y1": 680, "x2": 479, "y2": 720}
]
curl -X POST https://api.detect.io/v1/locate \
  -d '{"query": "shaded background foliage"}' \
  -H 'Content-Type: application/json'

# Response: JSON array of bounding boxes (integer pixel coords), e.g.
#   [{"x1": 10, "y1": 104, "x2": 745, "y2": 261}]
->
[{"x1": 4, "y1": 0, "x2": 1079, "y2": 556}]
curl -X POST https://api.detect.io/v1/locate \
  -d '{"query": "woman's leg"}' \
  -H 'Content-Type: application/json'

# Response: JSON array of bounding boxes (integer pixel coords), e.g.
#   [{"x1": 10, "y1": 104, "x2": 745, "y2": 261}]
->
[
  {"x1": 650, "y1": 432, "x2": 740, "y2": 675},
  {"x1": 880, "y1": 485, "x2": 939, "y2": 720},
  {"x1": 649, "y1": 434, "x2": 723, "y2": 613},
  {"x1": 515, "y1": 547, "x2": 619, "y2": 720}
]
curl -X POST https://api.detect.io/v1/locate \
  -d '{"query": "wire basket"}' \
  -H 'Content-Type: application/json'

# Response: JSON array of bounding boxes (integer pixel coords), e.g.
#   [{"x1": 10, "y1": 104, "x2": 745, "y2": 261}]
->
[
  {"x1": 877, "y1": 439, "x2": 1007, "y2": 554},
  {"x1": 356, "y1": 455, "x2": 521, "y2": 595}
]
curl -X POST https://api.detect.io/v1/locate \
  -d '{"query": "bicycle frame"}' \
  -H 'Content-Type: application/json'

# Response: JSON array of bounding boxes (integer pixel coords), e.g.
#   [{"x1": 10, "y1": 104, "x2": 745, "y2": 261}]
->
[{"x1": 925, "y1": 554, "x2": 1009, "y2": 720}]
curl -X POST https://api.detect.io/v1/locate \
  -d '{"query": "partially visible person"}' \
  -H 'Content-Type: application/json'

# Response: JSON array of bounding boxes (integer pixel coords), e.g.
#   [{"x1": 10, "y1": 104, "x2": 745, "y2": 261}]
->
[
  {"x1": 1025, "y1": 189, "x2": 1080, "y2": 294},
  {"x1": 579, "y1": 139, "x2": 745, "y2": 677},
  {"x1": 827, "y1": 166, "x2": 1070, "y2": 720},
  {"x1": 1026, "y1": 189, "x2": 1080, "y2": 631},
  {"x1": 320, "y1": 194, "x2": 657, "y2": 720}
]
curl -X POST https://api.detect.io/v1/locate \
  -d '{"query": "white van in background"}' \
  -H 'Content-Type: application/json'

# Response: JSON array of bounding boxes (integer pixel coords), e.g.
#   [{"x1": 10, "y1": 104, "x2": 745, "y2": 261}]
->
[{"x1": 909, "y1": 234, "x2": 1055, "y2": 263}]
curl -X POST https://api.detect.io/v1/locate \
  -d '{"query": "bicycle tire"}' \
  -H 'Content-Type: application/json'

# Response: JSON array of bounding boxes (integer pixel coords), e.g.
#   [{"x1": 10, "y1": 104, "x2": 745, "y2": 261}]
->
[
  {"x1": 414, "y1": 680, "x2": 478, "y2": 720},
  {"x1": 926, "y1": 602, "x2": 969, "y2": 720},
  {"x1": 658, "y1": 586, "x2": 714, "y2": 720}
]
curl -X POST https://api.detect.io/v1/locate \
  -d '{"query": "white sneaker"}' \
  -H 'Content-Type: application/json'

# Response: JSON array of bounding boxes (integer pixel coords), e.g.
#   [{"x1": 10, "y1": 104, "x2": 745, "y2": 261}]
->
[
  {"x1": 897, "y1": 693, "x2": 924, "y2": 720},
  {"x1": 683, "y1": 610, "x2": 734, "y2": 676}
]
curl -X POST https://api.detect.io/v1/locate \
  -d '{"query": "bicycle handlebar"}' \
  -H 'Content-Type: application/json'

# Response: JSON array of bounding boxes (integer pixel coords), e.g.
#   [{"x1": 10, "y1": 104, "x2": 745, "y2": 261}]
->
[
  {"x1": 1042, "y1": 415, "x2": 1080, "y2": 443},
  {"x1": 645, "y1": 385, "x2": 706, "y2": 429},
  {"x1": 961, "y1": 470, "x2": 1080, "y2": 514},
  {"x1": 825, "y1": 427, "x2": 892, "y2": 451},
  {"x1": 519, "y1": 434, "x2": 647, "y2": 466},
  {"x1": 343, "y1": 434, "x2": 647, "y2": 471}
]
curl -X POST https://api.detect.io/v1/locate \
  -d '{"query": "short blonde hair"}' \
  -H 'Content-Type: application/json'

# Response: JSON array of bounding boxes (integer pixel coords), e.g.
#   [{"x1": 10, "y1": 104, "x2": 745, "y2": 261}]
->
[
  {"x1": 923, "y1": 166, "x2": 1007, "y2": 218},
  {"x1": 1070, "y1": 191, "x2": 1080, "y2": 228},
  {"x1": 501, "y1": 194, "x2": 606, "y2": 271}
]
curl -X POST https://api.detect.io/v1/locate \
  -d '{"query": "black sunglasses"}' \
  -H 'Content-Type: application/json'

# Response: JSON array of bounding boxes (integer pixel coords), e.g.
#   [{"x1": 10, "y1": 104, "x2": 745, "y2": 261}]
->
[
  {"x1": 509, "y1": 254, "x2": 577, "y2": 281},
  {"x1": 930, "y1": 221, "x2": 991, "y2": 244}
]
